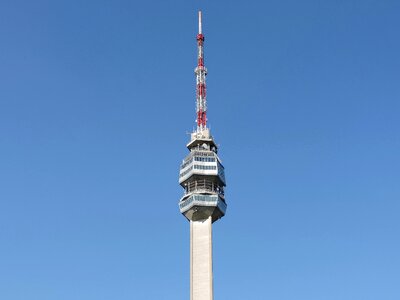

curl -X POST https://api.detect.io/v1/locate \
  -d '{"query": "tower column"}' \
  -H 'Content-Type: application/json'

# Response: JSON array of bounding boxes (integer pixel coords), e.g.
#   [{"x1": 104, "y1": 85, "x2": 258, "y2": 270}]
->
[
  {"x1": 179, "y1": 11, "x2": 226, "y2": 300},
  {"x1": 190, "y1": 217, "x2": 213, "y2": 300}
]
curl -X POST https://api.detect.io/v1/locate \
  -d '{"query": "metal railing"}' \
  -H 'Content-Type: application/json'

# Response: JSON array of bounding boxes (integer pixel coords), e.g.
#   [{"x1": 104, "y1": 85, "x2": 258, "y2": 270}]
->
[{"x1": 184, "y1": 179, "x2": 224, "y2": 195}]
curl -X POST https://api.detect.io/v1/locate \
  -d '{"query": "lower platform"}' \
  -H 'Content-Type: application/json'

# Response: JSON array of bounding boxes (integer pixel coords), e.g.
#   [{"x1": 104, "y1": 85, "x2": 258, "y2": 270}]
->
[{"x1": 179, "y1": 193, "x2": 226, "y2": 222}]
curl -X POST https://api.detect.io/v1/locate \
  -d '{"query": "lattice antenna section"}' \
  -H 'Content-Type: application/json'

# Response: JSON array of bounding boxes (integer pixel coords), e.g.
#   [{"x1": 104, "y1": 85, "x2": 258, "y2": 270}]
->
[{"x1": 195, "y1": 11, "x2": 208, "y2": 131}]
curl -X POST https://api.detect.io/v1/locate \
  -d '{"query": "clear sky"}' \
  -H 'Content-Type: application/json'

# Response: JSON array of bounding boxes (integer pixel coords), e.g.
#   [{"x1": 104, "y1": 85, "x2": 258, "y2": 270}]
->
[{"x1": 1, "y1": 0, "x2": 399, "y2": 299}]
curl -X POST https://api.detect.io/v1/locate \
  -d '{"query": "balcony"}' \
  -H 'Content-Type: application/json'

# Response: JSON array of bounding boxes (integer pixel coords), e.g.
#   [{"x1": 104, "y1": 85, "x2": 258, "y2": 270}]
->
[{"x1": 183, "y1": 179, "x2": 224, "y2": 196}]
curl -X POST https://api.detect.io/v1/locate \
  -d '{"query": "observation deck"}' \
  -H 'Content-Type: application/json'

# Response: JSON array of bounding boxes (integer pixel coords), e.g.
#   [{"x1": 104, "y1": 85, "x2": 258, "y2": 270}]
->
[{"x1": 179, "y1": 129, "x2": 226, "y2": 222}]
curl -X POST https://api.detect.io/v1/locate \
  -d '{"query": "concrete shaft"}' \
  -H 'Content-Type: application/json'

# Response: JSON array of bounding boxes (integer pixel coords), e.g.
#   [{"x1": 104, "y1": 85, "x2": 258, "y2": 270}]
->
[{"x1": 190, "y1": 217, "x2": 213, "y2": 300}]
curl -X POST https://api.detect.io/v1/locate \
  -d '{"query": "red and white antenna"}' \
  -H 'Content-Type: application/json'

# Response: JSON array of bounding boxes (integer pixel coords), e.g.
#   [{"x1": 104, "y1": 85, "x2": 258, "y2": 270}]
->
[{"x1": 195, "y1": 11, "x2": 207, "y2": 131}]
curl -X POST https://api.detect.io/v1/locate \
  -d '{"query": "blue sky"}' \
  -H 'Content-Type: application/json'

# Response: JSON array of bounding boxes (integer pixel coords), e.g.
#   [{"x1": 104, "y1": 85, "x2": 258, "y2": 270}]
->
[{"x1": 1, "y1": 0, "x2": 399, "y2": 299}]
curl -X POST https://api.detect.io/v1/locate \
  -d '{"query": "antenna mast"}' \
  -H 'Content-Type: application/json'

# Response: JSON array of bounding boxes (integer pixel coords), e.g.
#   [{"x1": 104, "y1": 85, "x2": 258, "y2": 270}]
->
[{"x1": 195, "y1": 11, "x2": 207, "y2": 131}]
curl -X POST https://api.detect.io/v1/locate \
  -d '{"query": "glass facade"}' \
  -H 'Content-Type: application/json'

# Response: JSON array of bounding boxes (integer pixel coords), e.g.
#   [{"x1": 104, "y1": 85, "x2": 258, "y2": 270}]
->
[
  {"x1": 179, "y1": 166, "x2": 193, "y2": 178},
  {"x1": 193, "y1": 165, "x2": 217, "y2": 170},
  {"x1": 180, "y1": 157, "x2": 193, "y2": 170},
  {"x1": 179, "y1": 194, "x2": 219, "y2": 210},
  {"x1": 194, "y1": 156, "x2": 216, "y2": 162}
]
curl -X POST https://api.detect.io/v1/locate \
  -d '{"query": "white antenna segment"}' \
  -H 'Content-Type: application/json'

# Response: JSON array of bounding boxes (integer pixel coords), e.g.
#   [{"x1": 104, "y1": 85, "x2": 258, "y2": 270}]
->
[{"x1": 198, "y1": 11, "x2": 202, "y2": 34}]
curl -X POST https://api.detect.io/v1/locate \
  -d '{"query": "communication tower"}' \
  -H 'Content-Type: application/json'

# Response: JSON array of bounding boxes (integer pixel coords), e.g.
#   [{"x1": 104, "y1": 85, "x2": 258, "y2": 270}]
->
[{"x1": 178, "y1": 11, "x2": 227, "y2": 300}]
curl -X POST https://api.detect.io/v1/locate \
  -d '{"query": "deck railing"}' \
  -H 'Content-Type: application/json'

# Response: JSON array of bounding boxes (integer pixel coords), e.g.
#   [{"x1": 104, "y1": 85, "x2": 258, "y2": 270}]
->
[{"x1": 184, "y1": 179, "x2": 224, "y2": 195}]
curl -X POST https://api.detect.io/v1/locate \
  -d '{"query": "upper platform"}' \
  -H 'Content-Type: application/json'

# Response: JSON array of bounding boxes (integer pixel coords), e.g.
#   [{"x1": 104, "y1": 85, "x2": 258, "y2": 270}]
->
[
  {"x1": 186, "y1": 128, "x2": 217, "y2": 151},
  {"x1": 179, "y1": 150, "x2": 225, "y2": 185},
  {"x1": 180, "y1": 128, "x2": 225, "y2": 185}
]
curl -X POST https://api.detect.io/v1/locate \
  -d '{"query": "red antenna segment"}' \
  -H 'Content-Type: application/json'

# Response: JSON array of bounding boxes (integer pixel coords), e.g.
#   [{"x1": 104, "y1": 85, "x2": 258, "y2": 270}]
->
[{"x1": 195, "y1": 11, "x2": 207, "y2": 131}]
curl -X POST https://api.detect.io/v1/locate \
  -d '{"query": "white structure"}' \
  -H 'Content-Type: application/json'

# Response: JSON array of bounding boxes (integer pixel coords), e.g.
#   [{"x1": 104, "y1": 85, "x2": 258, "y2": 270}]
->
[{"x1": 178, "y1": 12, "x2": 227, "y2": 300}]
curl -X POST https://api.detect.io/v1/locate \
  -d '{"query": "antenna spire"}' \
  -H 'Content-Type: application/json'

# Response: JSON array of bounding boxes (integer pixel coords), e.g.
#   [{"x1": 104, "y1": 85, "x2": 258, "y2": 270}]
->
[
  {"x1": 195, "y1": 11, "x2": 207, "y2": 131},
  {"x1": 198, "y1": 11, "x2": 202, "y2": 34}
]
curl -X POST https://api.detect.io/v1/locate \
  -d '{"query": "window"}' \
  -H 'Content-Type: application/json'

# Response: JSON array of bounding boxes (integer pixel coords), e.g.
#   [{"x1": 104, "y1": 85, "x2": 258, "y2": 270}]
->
[
  {"x1": 181, "y1": 157, "x2": 193, "y2": 169},
  {"x1": 180, "y1": 166, "x2": 193, "y2": 177},
  {"x1": 193, "y1": 165, "x2": 217, "y2": 170},
  {"x1": 194, "y1": 156, "x2": 215, "y2": 162}
]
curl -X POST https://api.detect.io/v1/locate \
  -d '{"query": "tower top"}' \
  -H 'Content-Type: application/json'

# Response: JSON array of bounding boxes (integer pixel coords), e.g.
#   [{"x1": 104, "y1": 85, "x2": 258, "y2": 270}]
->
[{"x1": 198, "y1": 11, "x2": 202, "y2": 34}]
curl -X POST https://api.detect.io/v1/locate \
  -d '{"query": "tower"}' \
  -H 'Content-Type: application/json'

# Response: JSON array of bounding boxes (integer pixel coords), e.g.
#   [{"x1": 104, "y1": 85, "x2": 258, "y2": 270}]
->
[{"x1": 178, "y1": 11, "x2": 227, "y2": 300}]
